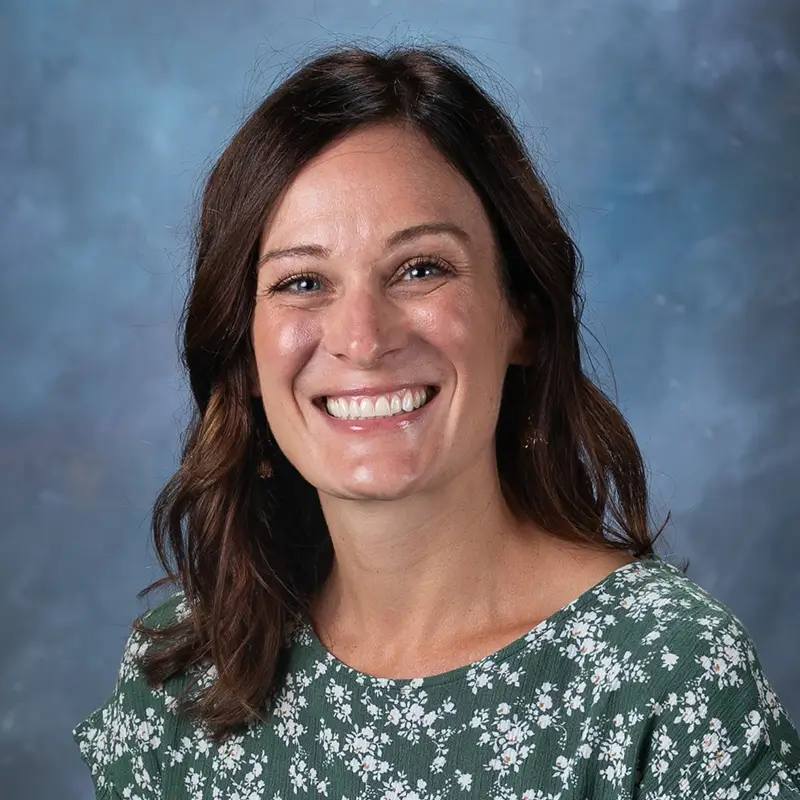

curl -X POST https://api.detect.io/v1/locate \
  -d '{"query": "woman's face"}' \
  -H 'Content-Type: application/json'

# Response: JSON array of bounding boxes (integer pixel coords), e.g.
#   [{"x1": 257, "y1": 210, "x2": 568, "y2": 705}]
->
[{"x1": 252, "y1": 123, "x2": 525, "y2": 501}]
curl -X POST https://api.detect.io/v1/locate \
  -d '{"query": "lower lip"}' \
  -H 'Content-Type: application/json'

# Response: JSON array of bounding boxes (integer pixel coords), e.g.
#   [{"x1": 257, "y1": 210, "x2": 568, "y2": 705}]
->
[{"x1": 315, "y1": 392, "x2": 438, "y2": 432}]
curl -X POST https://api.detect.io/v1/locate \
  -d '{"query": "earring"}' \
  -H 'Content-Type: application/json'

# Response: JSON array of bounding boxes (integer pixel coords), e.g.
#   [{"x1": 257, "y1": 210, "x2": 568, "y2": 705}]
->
[
  {"x1": 523, "y1": 427, "x2": 547, "y2": 449},
  {"x1": 257, "y1": 459, "x2": 274, "y2": 479}
]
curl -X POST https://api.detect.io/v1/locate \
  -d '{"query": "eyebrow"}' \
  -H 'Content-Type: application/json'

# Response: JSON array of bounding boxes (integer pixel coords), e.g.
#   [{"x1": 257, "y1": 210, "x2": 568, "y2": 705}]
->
[{"x1": 256, "y1": 221, "x2": 471, "y2": 267}]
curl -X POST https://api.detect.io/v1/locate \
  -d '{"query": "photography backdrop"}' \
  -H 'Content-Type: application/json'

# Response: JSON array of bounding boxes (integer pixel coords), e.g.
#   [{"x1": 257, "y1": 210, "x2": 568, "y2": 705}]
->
[{"x1": 1, "y1": 2, "x2": 798, "y2": 798}]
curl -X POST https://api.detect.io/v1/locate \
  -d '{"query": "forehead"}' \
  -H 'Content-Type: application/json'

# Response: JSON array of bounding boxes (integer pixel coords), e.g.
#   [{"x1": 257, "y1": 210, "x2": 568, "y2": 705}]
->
[{"x1": 263, "y1": 123, "x2": 492, "y2": 245}]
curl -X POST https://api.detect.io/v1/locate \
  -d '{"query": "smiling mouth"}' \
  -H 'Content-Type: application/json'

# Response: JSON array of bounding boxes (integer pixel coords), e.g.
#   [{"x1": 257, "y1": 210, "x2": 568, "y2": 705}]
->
[{"x1": 316, "y1": 386, "x2": 439, "y2": 421}]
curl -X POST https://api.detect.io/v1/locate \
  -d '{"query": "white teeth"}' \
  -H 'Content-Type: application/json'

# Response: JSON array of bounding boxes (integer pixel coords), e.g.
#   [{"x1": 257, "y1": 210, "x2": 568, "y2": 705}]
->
[
  {"x1": 324, "y1": 387, "x2": 433, "y2": 420},
  {"x1": 359, "y1": 397, "x2": 375, "y2": 418}
]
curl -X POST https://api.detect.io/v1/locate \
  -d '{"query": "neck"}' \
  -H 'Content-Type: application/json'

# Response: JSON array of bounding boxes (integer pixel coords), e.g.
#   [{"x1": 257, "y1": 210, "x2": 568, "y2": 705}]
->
[{"x1": 310, "y1": 452, "x2": 551, "y2": 659}]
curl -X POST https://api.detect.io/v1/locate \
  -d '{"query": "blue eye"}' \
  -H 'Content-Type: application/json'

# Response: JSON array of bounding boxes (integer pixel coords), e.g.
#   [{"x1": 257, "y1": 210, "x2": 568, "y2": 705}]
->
[
  {"x1": 268, "y1": 258, "x2": 450, "y2": 296},
  {"x1": 401, "y1": 259, "x2": 449, "y2": 281},
  {"x1": 275, "y1": 274, "x2": 321, "y2": 293}
]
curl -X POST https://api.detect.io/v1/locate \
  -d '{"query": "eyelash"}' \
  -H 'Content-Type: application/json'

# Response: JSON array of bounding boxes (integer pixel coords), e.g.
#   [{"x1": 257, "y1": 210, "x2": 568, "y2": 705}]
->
[{"x1": 267, "y1": 254, "x2": 453, "y2": 295}]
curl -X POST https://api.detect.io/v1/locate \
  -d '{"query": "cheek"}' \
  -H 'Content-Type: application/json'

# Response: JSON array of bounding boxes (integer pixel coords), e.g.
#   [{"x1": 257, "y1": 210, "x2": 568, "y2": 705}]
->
[
  {"x1": 412, "y1": 292, "x2": 471, "y2": 351},
  {"x1": 252, "y1": 310, "x2": 319, "y2": 396},
  {"x1": 414, "y1": 291, "x2": 510, "y2": 374}
]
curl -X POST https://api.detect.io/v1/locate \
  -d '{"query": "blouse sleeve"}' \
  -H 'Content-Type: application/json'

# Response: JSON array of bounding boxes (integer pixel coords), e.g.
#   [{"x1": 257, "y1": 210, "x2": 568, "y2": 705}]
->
[
  {"x1": 634, "y1": 611, "x2": 800, "y2": 799},
  {"x1": 73, "y1": 594, "x2": 185, "y2": 800}
]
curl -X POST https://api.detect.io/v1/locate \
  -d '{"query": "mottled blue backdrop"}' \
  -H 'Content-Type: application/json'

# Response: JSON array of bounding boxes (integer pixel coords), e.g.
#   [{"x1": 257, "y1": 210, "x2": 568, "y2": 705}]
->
[{"x1": 1, "y1": 2, "x2": 798, "y2": 798}]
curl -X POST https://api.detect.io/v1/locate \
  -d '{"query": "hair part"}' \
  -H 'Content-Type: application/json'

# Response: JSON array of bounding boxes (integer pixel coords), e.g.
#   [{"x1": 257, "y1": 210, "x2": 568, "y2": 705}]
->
[{"x1": 135, "y1": 42, "x2": 668, "y2": 740}]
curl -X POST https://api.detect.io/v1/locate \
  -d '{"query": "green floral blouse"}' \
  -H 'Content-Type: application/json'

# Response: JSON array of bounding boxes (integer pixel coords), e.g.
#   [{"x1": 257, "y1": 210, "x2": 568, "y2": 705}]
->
[{"x1": 74, "y1": 556, "x2": 800, "y2": 799}]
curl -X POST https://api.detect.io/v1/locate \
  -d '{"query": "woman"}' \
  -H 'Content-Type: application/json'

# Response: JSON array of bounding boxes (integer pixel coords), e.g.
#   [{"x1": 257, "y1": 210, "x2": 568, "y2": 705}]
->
[{"x1": 74, "y1": 45, "x2": 800, "y2": 799}]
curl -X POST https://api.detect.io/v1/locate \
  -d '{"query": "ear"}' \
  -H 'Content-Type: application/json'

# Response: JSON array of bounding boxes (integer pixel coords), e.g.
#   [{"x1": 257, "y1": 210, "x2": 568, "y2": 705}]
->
[
  {"x1": 510, "y1": 338, "x2": 535, "y2": 366},
  {"x1": 508, "y1": 306, "x2": 537, "y2": 367},
  {"x1": 510, "y1": 335, "x2": 536, "y2": 367}
]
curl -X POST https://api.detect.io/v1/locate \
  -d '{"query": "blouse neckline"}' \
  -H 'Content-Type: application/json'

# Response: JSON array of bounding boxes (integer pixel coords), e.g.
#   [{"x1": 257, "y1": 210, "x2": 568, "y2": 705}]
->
[{"x1": 295, "y1": 554, "x2": 671, "y2": 690}]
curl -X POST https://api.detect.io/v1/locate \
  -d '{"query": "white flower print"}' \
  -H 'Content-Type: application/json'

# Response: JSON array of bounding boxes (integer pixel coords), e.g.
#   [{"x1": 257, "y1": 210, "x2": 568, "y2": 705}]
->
[
  {"x1": 326, "y1": 679, "x2": 354, "y2": 724},
  {"x1": 661, "y1": 650, "x2": 679, "y2": 670},
  {"x1": 562, "y1": 681, "x2": 587, "y2": 717},
  {"x1": 288, "y1": 752, "x2": 328, "y2": 795},
  {"x1": 455, "y1": 769, "x2": 473, "y2": 790},
  {"x1": 72, "y1": 561, "x2": 800, "y2": 800},
  {"x1": 744, "y1": 710, "x2": 767, "y2": 756},
  {"x1": 343, "y1": 724, "x2": 391, "y2": 784},
  {"x1": 478, "y1": 708, "x2": 535, "y2": 776},
  {"x1": 674, "y1": 689, "x2": 709, "y2": 734},
  {"x1": 553, "y1": 753, "x2": 574, "y2": 786},
  {"x1": 317, "y1": 720, "x2": 341, "y2": 761},
  {"x1": 466, "y1": 661, "x2": 496, "y2": 694}
]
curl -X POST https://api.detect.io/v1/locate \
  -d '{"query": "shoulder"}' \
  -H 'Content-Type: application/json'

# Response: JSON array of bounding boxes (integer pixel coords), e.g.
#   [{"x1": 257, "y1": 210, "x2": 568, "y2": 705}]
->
[
  {"x1": 604, "y1": 558, "x2": 800, "y2": 796},
  {"x1": 596, "y1": 556, "x2": 769, "y2": 666},
  {"x1": 116, "y1": 590, "x2": 191, "y2": 686},
  {"x1": 555, "y1": 556, "x2": 784, "y2": 705},
  {"x1": 73, "y1": 590, "x2": 190, "y2": 797},
  {"x1": 601, "y1": 558, "x2": 793, "y2": 722},
  {"x1": 139, "y1": 589, "x2": 190, "y2": 630}
]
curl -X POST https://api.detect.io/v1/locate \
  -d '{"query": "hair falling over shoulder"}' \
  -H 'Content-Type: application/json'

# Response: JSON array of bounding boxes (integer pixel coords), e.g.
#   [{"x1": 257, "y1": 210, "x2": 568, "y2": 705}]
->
[{"x1": 134, "y1": 43, "x2": 669, "y2": 741}]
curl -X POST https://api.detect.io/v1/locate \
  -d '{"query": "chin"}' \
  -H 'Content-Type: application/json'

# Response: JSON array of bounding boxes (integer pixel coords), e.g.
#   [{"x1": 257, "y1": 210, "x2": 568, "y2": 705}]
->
[{"x1": 320, "y1": 471, "x2": 426, "y2": 502}]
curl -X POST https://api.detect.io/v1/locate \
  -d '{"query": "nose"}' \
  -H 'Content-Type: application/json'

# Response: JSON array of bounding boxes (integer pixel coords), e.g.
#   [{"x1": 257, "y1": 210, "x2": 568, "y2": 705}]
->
[{"x1": 322, "y1": 286, "x2": 407, "y2": 367}]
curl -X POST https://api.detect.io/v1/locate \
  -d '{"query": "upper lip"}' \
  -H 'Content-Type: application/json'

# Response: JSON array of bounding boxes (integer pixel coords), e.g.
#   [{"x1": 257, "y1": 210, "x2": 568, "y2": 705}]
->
[{"x1": 313, "y1": 383, "x2": 438, "y2": 400}]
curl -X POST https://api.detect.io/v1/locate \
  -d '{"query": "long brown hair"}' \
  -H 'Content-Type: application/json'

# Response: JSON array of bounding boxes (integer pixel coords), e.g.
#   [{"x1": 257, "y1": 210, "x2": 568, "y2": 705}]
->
[{"x1": 135, "y1": 43, "x2": 668, "y2": 741}]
